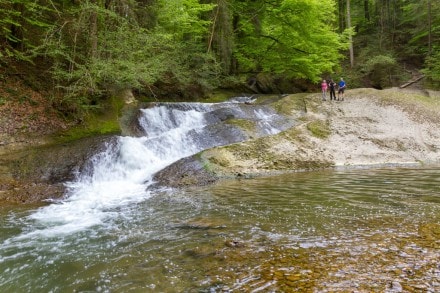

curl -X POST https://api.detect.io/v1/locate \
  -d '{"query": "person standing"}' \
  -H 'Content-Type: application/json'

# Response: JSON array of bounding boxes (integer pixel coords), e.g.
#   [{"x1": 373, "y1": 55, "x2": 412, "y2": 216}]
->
[
  {"x1": 328, "y1": 79, "x2": 337, "y2": 101},
  {"x1": 321, "y1": 79, "x2": 328, "y2": 101},
  {"x1": 338, "y1": 78, "x2": 346, "y2": 101}
]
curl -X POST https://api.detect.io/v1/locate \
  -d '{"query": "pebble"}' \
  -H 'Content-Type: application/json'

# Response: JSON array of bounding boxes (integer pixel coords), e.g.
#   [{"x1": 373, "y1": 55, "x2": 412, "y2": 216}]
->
[{"x1": 389, "y1": 281, "x2": 403, "y2": 292}]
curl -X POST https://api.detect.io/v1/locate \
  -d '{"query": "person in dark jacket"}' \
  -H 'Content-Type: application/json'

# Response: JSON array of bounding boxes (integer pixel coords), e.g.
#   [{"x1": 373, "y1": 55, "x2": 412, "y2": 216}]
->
[{"x1": 328, "y1": 79, "x2": 337, "y2": 101}]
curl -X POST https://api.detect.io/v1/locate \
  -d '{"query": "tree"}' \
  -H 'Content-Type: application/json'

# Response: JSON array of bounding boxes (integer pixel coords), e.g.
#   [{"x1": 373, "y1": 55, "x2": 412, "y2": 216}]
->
[
  {"x1": 0, "y1": 0, "x2": 52, "y2": 62},
  {"x1": 233, "y1": 0, "x2": 348, "y2": 82},
  {"x1": 347, "y1": 0, "x2": 354, "y2": 67},
  {"x1": 207, "y1": 0, "x2": 234, "y2": 75},
  {"x1": 43, "y1": 0, "x2": 220, "y2": 115}
]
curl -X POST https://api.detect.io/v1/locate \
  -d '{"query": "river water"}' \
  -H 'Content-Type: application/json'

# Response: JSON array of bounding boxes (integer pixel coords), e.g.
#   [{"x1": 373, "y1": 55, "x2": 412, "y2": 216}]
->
[{"x1": 1, "y1": 102, "x2": 439, "y2": 292}]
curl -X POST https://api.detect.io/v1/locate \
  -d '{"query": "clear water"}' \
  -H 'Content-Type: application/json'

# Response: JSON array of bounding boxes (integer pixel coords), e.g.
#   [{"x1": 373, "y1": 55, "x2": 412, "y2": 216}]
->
[
  {"x1": 1, "y1": 167, "x2": 440, "y2": 292},
  {"x1": 0, "y1": 102, "x2": 439, "y2": 292}
]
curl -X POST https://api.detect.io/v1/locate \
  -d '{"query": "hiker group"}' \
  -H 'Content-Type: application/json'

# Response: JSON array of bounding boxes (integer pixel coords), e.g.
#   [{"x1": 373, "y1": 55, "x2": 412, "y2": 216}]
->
[{"x1": 321, "y1": 78, "x2": 346, "y2": 101}]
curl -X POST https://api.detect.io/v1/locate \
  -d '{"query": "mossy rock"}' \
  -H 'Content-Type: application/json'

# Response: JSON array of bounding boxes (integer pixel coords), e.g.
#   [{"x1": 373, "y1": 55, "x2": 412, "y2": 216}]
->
[{"x1": 306, "y1": 120, "x2": 331, "y2": 139}]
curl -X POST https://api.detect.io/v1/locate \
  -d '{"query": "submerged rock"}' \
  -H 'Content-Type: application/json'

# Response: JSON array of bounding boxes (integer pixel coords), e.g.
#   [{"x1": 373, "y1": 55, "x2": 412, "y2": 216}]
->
[{"x1": 152, "y1": 156, "x2": 219, "y2": 188}]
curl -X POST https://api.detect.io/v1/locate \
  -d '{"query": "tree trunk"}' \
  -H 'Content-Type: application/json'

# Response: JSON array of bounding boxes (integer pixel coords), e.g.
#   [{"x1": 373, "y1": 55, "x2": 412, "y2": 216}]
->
[
  {"x1": 338, "y1": 0, "x2": 346, "y2": 32},
  {"x1": 364, "y1": 0, "x2": 370, "y2": 21},
  {"x1": 90, "y1": 0, "x2": 98, "y2": 59},
  {"x1": 428, "y1": 0, "x2": 432, "y2": 55},
  {"x1": 208, "y1": 0, "x2": 234, "y2": 75},
  {"x1": 347, "y1": 0, "x2": 354, "y2": 67},
  {"x1": 378, "y1": 0, "x2": 384, "y2": 50}
]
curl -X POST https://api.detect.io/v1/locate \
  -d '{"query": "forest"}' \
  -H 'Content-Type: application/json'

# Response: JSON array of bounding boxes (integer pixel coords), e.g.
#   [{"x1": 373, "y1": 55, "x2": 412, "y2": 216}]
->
[{"x1": 0, "y1": 0, "x2": 439, "y2": 119}]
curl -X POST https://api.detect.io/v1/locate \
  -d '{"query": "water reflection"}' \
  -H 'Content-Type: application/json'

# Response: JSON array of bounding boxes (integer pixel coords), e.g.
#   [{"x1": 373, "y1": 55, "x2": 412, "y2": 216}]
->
[{"x1": 1, "y1": 167, "x2": 440, "y2": 292}]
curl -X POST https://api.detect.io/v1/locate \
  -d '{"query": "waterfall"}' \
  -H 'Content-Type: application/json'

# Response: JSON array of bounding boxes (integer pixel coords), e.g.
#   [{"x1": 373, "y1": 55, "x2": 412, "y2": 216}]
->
[
  {"x1": 25, "y1": 103, "x2": 213, "y2": 237},
  {"x1": 20, "y1": 101, "x2": 290, "y2": 238}
]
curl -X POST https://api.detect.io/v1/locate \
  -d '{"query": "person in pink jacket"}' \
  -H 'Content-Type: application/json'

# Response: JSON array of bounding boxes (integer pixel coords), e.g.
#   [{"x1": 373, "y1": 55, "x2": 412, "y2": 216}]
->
[{"x1": 321, "y1": 79, "x2": 328, "y2": 101}]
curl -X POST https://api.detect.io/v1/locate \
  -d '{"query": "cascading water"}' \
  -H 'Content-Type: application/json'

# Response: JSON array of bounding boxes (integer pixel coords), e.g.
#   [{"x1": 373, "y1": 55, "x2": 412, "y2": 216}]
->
[
  {"x1": 9, "y1": 101, "x2": 290, "y2": 239},
  {"x1": 0, "y1": 100, "x2": 301, "y2": 292},
  {"x1": 0, "y1": 102, "x2": 439, "y2": 292}
]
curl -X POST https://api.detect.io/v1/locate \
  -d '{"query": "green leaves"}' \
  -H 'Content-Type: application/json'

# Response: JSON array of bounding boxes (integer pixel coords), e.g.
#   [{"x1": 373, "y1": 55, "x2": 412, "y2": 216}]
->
[
  {"x1": 360, "y1": 54, "x2": 398, "y2": 88},
  {"x1": 422, "y1": 50, "x2": 440, "y2": 83},
  {"x1": 233, "y1": 0, "x2": 347, "y2": 82},
  {"x1": 156, "y1": 0, "x2": 214, "y2": 38},
  {"x1": 44, "y1": 0, "x2": 221, "y2": 113}
]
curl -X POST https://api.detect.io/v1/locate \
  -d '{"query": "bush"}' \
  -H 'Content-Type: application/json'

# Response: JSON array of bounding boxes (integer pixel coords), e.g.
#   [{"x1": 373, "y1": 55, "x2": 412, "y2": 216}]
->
[
  {"x1": 360, "y1": 55, "x2": 398, "y2": 89},
  {"x1": 421, "y1": 50, "x2": 440, "y2": 89}
]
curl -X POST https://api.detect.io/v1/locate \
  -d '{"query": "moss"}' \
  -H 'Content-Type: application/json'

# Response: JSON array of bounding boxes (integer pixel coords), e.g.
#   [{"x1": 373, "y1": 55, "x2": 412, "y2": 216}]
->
[
  {"x1": 209, "y1": 157, "x2": 230, "y2": 168},
  {"x1": 224, "y1": 119, "x2": 256, "y2": 134},
  {"x1": 202, "y1": 90, "x2": 237, "y2": 103},
  {"x1": 56, "y1": 120, "x2": 120, "y2": 142},
  {"x1": 53, "y1": 96, "x2": 123, "y2": 143},
  {"x1": 198, "y1": 151, "x2": 225, "y2": 172},
  {"x1": 273, "y1": 94, "x2": 308, "y2": 115},
  {"x1": 377, "y1": 89, "x2": 440, "y2": 112},
  {"x1": 306, "y1": 120, "x2": 331, "y2": 139}
]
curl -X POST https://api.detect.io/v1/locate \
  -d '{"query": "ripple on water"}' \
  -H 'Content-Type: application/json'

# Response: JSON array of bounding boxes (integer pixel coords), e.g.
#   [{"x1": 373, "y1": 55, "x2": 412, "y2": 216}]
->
[{"x1": 0, "y1": 166, "x2": 440, "y2": 292}]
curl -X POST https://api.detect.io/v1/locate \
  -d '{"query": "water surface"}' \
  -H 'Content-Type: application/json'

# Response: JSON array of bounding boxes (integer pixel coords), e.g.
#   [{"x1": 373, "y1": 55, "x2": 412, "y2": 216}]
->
[{"x1": 1, "y1": 167, "x2": 439, "y2": 292}]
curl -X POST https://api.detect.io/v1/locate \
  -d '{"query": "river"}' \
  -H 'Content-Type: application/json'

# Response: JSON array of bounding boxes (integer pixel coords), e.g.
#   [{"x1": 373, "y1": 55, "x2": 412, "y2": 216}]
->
[{"x1": 1, "y1": 102, "x2": 439, "y2": 292}]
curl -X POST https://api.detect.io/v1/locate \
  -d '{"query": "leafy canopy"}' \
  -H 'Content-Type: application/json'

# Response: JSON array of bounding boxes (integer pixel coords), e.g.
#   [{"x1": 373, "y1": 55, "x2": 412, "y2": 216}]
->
[{"x1": 233, "y1": 0, "x2": 348, "y2": 81}]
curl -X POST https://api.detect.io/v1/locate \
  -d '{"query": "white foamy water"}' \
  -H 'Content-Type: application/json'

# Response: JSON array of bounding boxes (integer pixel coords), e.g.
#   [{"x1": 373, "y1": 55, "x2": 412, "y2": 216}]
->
[
  {"x1": 8, "y1": 101, "x2": 290, "y2": 240},
  {"x1": 23, "y1": 104, "x2": 211, "y2": 238},
  {"x1": 254, "y1": 108, "x2": 280, "y2": 134}
]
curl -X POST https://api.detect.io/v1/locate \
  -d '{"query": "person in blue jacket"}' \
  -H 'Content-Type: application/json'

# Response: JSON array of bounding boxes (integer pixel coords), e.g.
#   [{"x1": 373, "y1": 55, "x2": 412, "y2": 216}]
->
[{"x1": 338, "y1": 78, "x2": 346, "y2": 101}]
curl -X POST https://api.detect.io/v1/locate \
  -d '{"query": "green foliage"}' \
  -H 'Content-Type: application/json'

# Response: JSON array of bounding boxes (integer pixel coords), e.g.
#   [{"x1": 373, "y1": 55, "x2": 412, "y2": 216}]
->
[
  {"x1": 233, "y1": 0, "x2": 347, "y2": 82},
  {"x1": 3, "y1": 0, "x2": 439, "y2": 122},
  {"x1": 0, "y1": 0, "x2": 52, "y2": 62},
  {"x1": 156, "y1": 0, "x2": 215, "y2": 40},
  {"x1": 43, "y1": 0, "x2": 220, "y2": 117},
  {"x1": 422, "y1": 49, "x2": 440, "y2": 87},
  {"x1": 360, "y1": 54, "x2": 398, "y2": 89},
  {"x1": 401, "y1": 0, "x2": 440, "y2": 52}
]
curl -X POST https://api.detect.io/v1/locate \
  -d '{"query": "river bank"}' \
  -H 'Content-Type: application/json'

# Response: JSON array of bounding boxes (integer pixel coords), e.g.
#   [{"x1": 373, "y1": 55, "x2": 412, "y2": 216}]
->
[
  {"x1": 154, "y1": 87, "x2": 440, "y2": 186},
  {"x1": 1, "y1": 87, "x2": 440, "y2": 203}
]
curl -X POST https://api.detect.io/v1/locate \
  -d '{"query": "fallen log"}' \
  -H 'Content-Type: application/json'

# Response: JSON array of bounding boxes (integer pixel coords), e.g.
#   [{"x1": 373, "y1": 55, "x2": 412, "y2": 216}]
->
[{"x1": 399, "y1": 75, "x2": 425, "y2": 89}]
